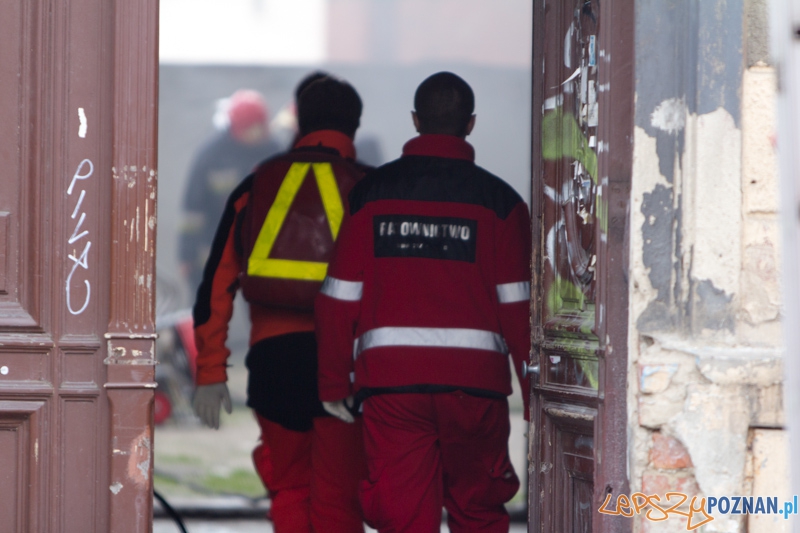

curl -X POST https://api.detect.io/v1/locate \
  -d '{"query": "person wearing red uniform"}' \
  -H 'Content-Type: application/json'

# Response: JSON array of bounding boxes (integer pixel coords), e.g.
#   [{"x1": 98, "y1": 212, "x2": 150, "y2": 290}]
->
[
  {"x1": 315, "y1": 72, "x2": 531, "y2": 532},
  {"x1": 192, "y1": 76, "x2": 368, "y2": 532}
]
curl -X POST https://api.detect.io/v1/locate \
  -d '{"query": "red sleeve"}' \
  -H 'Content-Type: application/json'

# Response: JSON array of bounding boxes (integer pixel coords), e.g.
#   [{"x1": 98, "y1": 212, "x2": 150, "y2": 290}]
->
[
  {"x1": 314, "y1": 208, "x2": 371, "y2": 402},
  {"x1": 495, "y1": 201, "x2": 533, "y2": 420},
  {"x1": 192, "y1": 190, "x2": 249, "y2": 386}
]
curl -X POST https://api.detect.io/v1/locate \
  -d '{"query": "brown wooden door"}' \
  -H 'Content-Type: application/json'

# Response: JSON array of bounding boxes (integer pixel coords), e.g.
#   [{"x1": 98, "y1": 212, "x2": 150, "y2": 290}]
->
[
  {"x1": 0, "y1": 1, "x2": 158, "y2": 531},
  {"x1": 528, "y1": 0, "x2": 633, "y2": 531}
]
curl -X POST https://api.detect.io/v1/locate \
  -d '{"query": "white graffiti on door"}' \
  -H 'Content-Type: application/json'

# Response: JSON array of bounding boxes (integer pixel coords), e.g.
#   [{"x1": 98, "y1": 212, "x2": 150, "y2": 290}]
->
[{"x1": 66, "y1": 158, "x2": 93, "y2": 315}]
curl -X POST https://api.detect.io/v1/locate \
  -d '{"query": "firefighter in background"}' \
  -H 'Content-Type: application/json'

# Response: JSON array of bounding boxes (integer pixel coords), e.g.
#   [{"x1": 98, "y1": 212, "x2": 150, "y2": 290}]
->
[
  {"x1": 192, "y1": 76, "x2": 368, "y2": 532},
  {"x1": 315, "y1": 72, "x2": 531, "y2": 532},
  {"x1": 271, "y1": 70, "x2": 385, "y2": 168},
  {"x1": 179, "y1": 89, "x2": 283, "y2": 295}
]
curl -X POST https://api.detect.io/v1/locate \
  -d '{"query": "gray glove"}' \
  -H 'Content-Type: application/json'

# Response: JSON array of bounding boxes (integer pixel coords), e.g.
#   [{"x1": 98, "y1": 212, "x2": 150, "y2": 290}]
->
[
  {"x1": 322, "y1": 396, "x2": 355, "y2": 424},
  {"x1": 192, "y1": 383, "x2": 232, "y2": 429}
]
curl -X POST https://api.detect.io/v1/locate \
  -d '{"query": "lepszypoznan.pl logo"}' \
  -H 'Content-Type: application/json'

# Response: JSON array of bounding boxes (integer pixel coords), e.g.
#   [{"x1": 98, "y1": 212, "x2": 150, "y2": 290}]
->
[{"x1": 599, "y1": 492, "x2": 798, "y2": 531}]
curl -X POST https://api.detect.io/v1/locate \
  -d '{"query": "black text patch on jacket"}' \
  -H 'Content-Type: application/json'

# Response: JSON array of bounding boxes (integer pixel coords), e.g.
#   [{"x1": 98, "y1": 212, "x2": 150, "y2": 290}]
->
[{"x1": 373, "y1": 215, "x2": 477, "y2": 262}]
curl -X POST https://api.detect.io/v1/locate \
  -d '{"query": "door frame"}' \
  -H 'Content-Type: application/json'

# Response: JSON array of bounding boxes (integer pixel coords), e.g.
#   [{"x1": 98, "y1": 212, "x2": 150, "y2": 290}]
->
[{"x1": 105, "y1": 0, "x2": 160, "y2": 530}]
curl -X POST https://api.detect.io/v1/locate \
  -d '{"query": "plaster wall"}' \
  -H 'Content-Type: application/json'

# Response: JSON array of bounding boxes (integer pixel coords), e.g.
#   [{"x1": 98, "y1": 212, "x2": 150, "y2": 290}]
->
[{"x1": 627, "y1": 1, "x2": 785, "y2": 531}]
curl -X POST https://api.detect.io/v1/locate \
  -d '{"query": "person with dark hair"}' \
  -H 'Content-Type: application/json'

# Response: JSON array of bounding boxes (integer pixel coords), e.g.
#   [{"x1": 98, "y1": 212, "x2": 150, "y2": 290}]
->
[
  {"x1": 179, "y1": 89, "x2": 283, "y2": 295},
  {"x1": 295, "y1": 70, "x2": 330, "y2": 101},
  {"x1": 297, "y1": 77, "x2": 363, "y2": 139},
  {"x1": 413, "y1": 71, "x2": 476, "y2": 137},
  {"x1": 272, "y1": 71, "x2": 386, "y2": 168},
  {"x1": 192, "y1": 75, "x2": 369, "y2": 532},
  {"x1": 316, "y1": 71, "x2": 531, "y2": 532}
]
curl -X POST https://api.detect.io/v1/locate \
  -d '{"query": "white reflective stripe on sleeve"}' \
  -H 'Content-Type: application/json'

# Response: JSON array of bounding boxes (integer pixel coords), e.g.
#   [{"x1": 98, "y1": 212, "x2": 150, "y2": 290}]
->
[
  {"x1": 354, "y1": 327, "x2": 508, "y2": 359},
  {"x1": 320, "y1": 276, "x2": 363, "y2": 301},
  {"x1": 496, "y1": 281, "x2": 531, "y2": 303}
]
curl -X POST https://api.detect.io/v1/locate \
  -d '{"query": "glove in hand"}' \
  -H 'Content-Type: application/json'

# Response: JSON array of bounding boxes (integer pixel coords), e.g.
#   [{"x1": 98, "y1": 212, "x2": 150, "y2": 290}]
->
[
  {"x1": 192, "y1": 382, "x2": 232, "y2": 429},
  {"x1": 322, "y1": 396, "x2": 355, "y2": 423}
]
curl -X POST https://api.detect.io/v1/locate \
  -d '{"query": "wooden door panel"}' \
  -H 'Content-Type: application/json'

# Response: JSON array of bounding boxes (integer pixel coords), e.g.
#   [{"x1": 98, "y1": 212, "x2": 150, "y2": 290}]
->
[
  {"x1": 540, "y1": 345, "x2": 600, "y2": 392},
  {"x1": 0, "y1": 213, "x2": 8, "y2": 296},
  {"x1": 540, "y1": 0, "x2": 600, "y2": 349},
  {"x1": 531, "y1": 0, "x2": 602, "y2": 528},
  {"x1": 0, "y1": 1, "x2": 43, "y2": 330},
  {"x1": 0, "y1": 426, "x2": 21, "y2": 532},
  {"x1": 60, "y1": 343, "x2": 103, "y2": 387},
  {"x1": 569, "y1": 468, "x2": 594, "y2": 533},
  {"x1": 61, "y1": 397, "x2": 101, "y2": 531},
  {"x1": 0, "y1": 0, "x2": 158, "y2": 530},
  {"x1": 0, "y1": 400, "x2": 46, "y2": 533},
  {"x1": 530, "y1": 0, "x2": 632, "y2": 530},
  {"x1": 0, "y1": 348, "x2": 52, "y2": 386},
  {"x1": 539, "y1": 403, "x2": 596, "y2": 532}
]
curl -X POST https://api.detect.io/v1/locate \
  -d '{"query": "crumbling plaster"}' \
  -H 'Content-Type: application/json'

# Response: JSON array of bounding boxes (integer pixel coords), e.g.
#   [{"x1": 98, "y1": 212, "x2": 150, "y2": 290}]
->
[
  {"x1": 628, "y1": 30, "x2": 782, "y2": 531},
  {"x1": 628, "y1": 109, "x2": 783, "y2": 520}
]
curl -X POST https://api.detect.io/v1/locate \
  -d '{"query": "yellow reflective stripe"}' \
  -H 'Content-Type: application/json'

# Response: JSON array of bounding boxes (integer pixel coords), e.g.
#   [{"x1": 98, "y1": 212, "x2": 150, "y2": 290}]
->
[
  {"x1": 247, "y1": 162, "x2": 345, "y2": 281},
  {"x1": 248, "y1": 163, "x2": 310, "y2": 276},
  {"x1": 312, "y1": 163, "x2": 344, "y2": 240},
  {"x1": 247, "y1": 258, "x2": 328, "y2": 281}
]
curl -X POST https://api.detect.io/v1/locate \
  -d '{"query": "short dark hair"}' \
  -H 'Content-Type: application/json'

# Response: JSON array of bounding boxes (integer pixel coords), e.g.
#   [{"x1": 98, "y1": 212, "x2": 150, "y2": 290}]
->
[
  {"x1": 414, "y1": 72, "x2": 475, "y2": 136},
  {"x1": 294, "y1": 70, "x2": 330, "y2": 102},
  {"x1": 297, "y1": 77, "x2": 362, "y2": 138}
]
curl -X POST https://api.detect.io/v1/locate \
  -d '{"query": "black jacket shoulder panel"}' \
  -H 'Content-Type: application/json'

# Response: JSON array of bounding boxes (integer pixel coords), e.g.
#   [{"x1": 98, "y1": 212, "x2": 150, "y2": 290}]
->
[
  {"x1": 349, "y1": 156, "x2": 523, "y2": 219},
  {"x1": 193, "y1": 174, "x2": 253, "y2": 327}
]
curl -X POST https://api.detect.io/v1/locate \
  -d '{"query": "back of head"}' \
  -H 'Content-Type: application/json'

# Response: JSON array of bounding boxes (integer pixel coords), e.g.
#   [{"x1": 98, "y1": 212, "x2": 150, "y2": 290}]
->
[
  {"x1": 297, "y1": 76, "x2": 362, "y2": 139},
  {"x1": 295, "y1": 70, "x2": 330, "y2": 102},
  {"x1": 414, "y1": 72, "x2": 475, "y2": 137},
  {"x1": 228, "y1": 89, "x2": 269, "y2": 143}
]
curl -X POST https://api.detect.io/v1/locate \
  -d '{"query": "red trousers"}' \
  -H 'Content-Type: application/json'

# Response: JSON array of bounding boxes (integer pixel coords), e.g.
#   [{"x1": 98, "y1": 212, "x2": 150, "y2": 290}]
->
[
  {"x1": 253, "y1": 413, "x2": 367, "y2": 533},
  {"x1": 360, "y1": 392, "x2": 519, "y2": 533}
]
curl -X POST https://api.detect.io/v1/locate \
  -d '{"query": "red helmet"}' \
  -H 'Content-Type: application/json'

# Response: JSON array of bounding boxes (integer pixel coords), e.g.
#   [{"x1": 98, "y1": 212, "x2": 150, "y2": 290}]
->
[{"x1": 228, "y1": 90, "x2": 269, "y2": 141}]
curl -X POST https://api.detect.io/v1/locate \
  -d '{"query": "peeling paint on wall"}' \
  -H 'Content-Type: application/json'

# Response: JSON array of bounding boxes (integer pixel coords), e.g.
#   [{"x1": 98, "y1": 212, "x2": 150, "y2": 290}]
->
[
  {"x1": 692, "y1": 279, "x2": 735, "y2": 333},
  {"x1": 639, "y1": 364, "x2": 679, "y2": 393},
  {"x1": 630, "y1": 127, "x2": 672, "y2": 324},
  {"x1": 636, "y1": 0, "x2": 743, "y2": 182},
  {"x1": 631, "y1": 126, "x2": 678, "y2": 333},
  {"x1": 632, "y1": 107, "x2": 742, "y2": 337},
  {"x1": 640, "y1": 184, "x2": 675, "y2": 317},
  {"x1": 628, "y1": 0, "x2": 783, "y2": 522},
  {"x1": 650, "y1": 98, "x2": 687, "y2": 134}
]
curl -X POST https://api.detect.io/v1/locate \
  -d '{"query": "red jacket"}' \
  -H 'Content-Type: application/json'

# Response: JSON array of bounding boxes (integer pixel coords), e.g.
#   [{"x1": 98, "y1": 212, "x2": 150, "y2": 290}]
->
[
  {"x1": 193, "y1": 130, "x2": 367, "y2": 386},
  {"x1": 315, "y1": 134, "x2": 532, "y2": 409}
]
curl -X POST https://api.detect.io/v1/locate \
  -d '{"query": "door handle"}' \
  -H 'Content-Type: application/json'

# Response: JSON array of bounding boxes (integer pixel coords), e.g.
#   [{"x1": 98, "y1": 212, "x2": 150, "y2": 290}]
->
[{"x1": 522, "y1": 361, "x2": 540, "y2": 378}]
